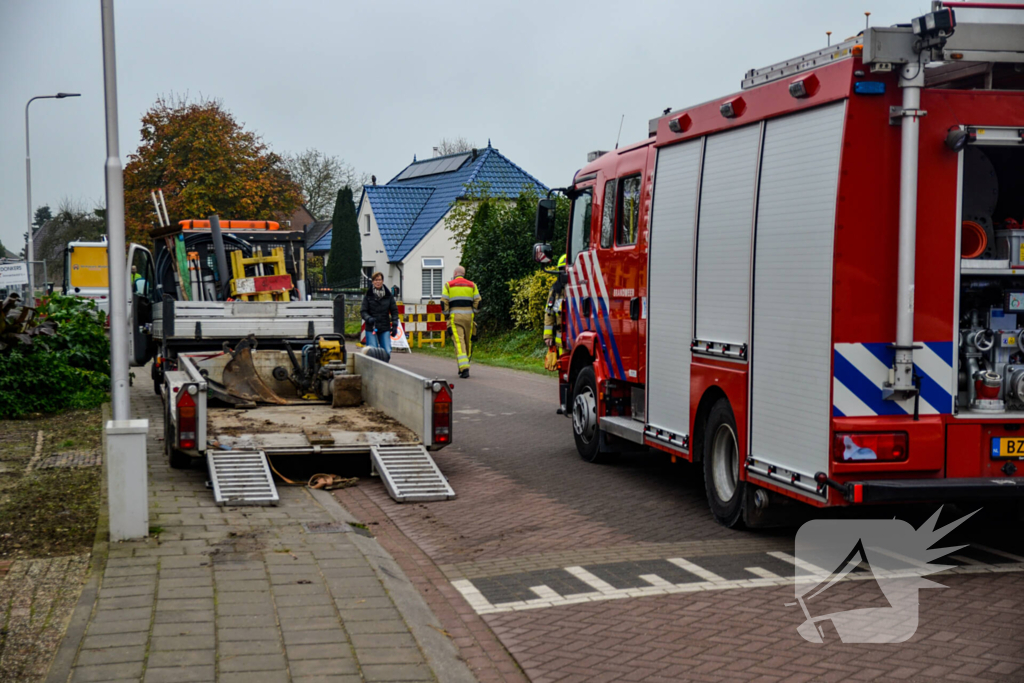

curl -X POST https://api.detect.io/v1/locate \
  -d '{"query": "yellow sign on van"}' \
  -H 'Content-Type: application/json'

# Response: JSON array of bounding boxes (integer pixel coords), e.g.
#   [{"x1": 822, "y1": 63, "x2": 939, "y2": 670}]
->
[{"x1": 69, "y1": 246, "x2": 109, "y2": 288}]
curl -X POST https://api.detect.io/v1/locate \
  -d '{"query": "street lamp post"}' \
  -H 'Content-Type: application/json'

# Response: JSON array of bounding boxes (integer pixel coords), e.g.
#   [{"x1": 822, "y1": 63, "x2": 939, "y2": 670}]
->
[
  {"x1": 25, "y1": 92, "x2": 80, "y2": 297},
  {"x1": 101, "y1": 0, "x2": 149, "y2": 543}
]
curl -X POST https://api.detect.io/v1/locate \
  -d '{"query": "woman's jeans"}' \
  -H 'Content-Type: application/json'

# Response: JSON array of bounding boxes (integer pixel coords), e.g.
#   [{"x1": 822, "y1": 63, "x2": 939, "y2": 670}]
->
[{"x1": 366, "y1": 328, "x2": 392, "y2": 359}]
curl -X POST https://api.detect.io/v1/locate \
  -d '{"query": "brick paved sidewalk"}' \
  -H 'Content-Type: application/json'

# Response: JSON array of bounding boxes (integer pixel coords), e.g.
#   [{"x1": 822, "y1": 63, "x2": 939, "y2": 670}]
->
[{"x1": 49, "y1": 381, "x2": 477, "y2": 683}]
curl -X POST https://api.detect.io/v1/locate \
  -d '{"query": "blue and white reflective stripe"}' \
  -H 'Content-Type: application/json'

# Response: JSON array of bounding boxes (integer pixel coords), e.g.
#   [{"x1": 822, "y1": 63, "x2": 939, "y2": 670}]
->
[
  {"x1": 582, "y1": 252, "x2": 627, "y2": 381},
  {"x1": 574, "y1": 254, "x2": 615, "y2": 375},
  {"x1": 578, "y1": 251, "x2": 626, "y2": 380},
  {"x1": 568, "y1": 262, "x2": 614, "y2": 372},
  {"x1": 832, "y1": 342, "x2": 955, "y2": 417}
]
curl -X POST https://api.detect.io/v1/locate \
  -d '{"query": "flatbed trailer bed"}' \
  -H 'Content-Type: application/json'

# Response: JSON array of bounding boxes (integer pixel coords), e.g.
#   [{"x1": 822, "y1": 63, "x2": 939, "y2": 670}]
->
[{"x1": 161, "y1": 347, "x2": 455, "y2": 504}]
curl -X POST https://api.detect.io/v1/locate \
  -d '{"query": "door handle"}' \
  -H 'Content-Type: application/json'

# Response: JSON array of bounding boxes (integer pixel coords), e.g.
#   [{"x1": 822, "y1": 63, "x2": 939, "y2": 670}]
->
[
  {"x1": 582, "y1": 297, "x2": 593, "y2": 317},
  {"x1": 630, "y1": 297, "x2": 640, "y2": 321}
]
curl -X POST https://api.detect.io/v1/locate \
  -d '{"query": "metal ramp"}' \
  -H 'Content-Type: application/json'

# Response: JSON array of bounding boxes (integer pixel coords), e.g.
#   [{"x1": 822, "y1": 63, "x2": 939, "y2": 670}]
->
[
  {"x1": 370, "y1": 444, "x2": 456, "y2": 503},
  {"x1": 207, "y1": 450, "x2": 280, "y2": 506}
]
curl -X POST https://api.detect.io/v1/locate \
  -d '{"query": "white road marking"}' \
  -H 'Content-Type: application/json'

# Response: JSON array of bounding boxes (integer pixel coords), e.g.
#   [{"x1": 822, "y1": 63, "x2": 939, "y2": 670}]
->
[
  {"x1": 868, "y1": 546, "x2": 937, "y2": 570},
  {"x1": 529, "y1": 585, "x2": 561, "y2": 601},
  {"x1": 746, "y1": 566, "x2": 782, "y2": 580},
  {"x1": 975, "y1": 544, "x2": 1024, "y2": 563},
  {"x1": 449, "y1": 553, "x2": 1024, "y2": 615},
  {"x1": 639, "y1": 574, "x2": 675, "y2": 589},
  {"x1": 767, "y1": 551, "x2": 830, "y2": 579},
  {"x1": 668, "y1": 557, "x2": 726, "y2": 583},
  {"x1": 565, "y1": 566, "x2": 619, "y2": 594}
]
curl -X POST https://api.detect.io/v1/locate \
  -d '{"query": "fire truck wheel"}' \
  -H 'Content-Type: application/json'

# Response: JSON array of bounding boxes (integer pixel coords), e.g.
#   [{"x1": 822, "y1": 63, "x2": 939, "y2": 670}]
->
[
  {"x1": 572, "y1": 366, "x2": 607, "y2": 463},
  {"x1": 703, "y1": 398, "x2": 744, "y2": 528}
]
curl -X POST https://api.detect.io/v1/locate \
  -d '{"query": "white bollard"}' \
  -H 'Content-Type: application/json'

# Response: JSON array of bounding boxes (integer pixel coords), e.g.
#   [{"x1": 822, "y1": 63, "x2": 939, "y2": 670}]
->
[{"x1": 105, "y1": 419, "x2": 150, "y2": 541}]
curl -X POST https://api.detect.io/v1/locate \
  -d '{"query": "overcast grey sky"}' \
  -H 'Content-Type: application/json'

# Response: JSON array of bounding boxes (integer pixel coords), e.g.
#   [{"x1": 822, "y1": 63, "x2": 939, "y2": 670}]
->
[{"x1": 1, "y1": 0, "x2": 933, "y2": 252}]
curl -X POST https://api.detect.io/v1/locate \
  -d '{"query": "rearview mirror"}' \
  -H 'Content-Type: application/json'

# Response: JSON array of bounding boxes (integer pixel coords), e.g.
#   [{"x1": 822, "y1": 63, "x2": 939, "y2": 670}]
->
[
  {"x1": 535, "y1": 199, "x2": 556, "y2": 242},
  {"x1": 533, "y1": 243, "x2": 553, "y2": 264}
]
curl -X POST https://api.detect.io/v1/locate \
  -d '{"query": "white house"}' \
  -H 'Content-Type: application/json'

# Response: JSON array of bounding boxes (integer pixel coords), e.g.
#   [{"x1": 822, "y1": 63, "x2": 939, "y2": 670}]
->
[{"x1": 312, "y1": 142, "x2": 547, "y2": 302}]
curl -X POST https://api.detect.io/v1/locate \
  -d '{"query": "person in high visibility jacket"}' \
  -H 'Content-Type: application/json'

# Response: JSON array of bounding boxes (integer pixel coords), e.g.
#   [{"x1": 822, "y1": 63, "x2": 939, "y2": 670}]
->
[
  {"x1": 543, "y1": 254, "x2": 567, "y2": 353},
  {"x1": 441, "y1": 266, "x2": 481, "y2": 378}
]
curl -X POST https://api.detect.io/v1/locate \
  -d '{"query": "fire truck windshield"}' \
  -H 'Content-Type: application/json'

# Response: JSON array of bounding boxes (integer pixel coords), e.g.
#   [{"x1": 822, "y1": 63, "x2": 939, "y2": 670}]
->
[{"x1": 567, "y1": 189, "x2": 593, "y2": 264}]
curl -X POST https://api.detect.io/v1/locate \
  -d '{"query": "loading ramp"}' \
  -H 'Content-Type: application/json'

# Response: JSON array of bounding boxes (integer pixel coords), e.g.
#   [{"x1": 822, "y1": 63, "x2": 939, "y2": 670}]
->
[
  {"x1": 207, "y1": 450, "x2": 280, "y2": 506},
  {"x1": 370, "y1": 444, "x2": 456, "y2": 502}
]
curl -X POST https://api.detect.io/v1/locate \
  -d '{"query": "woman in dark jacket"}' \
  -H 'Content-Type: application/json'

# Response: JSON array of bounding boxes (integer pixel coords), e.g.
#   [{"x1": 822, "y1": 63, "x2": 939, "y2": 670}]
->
[{"x1": 360, "y1": 272, "x2": 399, "y2": 359}]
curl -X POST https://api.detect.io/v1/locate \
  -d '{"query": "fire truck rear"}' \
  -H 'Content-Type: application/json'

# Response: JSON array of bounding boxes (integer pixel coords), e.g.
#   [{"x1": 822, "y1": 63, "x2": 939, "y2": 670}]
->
[{"x1": 534, "y1": 2, "x2": 1024, "y2": 527}]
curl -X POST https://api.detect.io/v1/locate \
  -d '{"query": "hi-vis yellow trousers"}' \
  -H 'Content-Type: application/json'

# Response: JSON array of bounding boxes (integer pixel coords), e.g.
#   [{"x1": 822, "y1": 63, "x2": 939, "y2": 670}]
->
[{"x1": 450, "y1": 312, "x2": 473, "y2": 372}]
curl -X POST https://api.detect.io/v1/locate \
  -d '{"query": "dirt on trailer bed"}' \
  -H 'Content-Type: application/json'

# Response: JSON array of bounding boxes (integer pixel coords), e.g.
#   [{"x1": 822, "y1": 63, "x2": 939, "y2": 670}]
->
[{"x1": 208, "y1": 403, "x2": 417, "y2": 451}]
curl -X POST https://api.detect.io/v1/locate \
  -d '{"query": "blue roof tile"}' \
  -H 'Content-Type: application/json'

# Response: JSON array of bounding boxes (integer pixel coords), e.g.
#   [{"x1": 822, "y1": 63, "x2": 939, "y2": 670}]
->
[{"x1": 312, "y1": 145, "x2": 547, "y2": 262}]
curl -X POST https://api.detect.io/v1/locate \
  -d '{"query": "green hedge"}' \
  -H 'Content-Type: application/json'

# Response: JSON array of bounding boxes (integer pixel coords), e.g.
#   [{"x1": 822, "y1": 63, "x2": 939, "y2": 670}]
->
[
  {"x1": 0, "y1": 350, "x2": 109, "y2": 418},
  {"x1": 0, "y1": 295, "x2": 110, "y2": 418}
]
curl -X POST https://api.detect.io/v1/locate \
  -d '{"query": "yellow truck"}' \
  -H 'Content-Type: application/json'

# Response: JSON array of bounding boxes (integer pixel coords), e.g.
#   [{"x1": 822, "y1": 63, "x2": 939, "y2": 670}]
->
[{"x1": 63, "y1": 238, "x2": 110, "y2": 315}]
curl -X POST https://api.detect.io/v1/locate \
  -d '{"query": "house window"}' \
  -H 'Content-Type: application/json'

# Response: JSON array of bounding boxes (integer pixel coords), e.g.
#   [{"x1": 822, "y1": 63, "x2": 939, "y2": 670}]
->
[
  {"x1": 364, "y1": 215, "x2": 371, "y2": 235},
  {"x1": 616, "y1": 175, "x2": 641, "y2": 246},
  {"x1": 421, "y1": 258, "x2": 444, "y2": 299},
  {"x1": 361, "y1": 266, "x2": 374, "y2": 289}
]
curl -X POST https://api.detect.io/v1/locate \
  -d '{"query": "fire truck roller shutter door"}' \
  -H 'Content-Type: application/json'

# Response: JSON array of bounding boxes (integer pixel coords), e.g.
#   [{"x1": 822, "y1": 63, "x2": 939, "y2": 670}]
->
[
  {"x1": 646, "y1": 138, "x2": 703, "y2": 444},
  {"x1": 695, "y1": 124, "x2": 761, "y2": 348},
  {"x1": 749, "y1": 102, "x2": 846, "y2": 490}
]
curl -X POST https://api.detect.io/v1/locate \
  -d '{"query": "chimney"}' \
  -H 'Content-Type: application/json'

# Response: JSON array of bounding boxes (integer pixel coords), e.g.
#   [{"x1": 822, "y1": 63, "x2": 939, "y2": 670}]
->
[
  {"x1": 371, "y1": 175, "x2": 377, "y2": 186},
  {"x1": 433, "y1": 146, "x2": 440, "y2": 157}
]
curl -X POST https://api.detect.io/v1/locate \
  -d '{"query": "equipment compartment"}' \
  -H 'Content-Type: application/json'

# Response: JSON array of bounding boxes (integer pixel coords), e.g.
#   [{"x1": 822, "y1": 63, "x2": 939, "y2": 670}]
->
[{"x1": 958, "y1": 139, "x2": 1024, "y2": 415}]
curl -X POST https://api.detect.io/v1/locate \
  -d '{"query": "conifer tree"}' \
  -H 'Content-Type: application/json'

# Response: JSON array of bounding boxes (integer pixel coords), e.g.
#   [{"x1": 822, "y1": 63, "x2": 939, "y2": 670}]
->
[{"x1": 326, "y1": 187, "x2": 361, "y2": 287}]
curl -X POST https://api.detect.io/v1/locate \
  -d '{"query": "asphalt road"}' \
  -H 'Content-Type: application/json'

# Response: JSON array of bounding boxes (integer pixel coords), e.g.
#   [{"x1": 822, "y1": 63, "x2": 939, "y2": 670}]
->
[{"x1": 390, "y1": 351, "x2": 743, "y2": 545}]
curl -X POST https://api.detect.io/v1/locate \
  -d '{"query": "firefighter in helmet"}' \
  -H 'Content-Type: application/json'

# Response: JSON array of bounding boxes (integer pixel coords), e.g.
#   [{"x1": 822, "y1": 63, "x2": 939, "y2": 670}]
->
[
  {"x1": 441, "y1": 266, "x2": 481, "y2": 378},
  {"x1": 543, "y1": 254, "x2": 567, "y2": 353}
]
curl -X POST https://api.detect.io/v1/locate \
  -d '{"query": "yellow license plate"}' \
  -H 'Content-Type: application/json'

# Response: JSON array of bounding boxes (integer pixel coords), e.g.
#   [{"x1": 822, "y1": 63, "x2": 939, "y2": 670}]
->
[{"x1": 992, "y1": 437, "x2": 1024, "y2": 458}]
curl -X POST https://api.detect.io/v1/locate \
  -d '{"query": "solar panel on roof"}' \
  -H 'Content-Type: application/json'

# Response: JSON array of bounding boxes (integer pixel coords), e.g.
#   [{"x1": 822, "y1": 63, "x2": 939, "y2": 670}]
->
[{"x1": 395, "y1": 153, "x2": 471, "y2": 181}]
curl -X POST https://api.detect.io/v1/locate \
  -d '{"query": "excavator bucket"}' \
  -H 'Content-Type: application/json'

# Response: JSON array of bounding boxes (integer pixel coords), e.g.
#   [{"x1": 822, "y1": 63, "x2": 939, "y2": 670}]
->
[{"x1": 222, "y1": 336, "x2": 289, "y2": 405}]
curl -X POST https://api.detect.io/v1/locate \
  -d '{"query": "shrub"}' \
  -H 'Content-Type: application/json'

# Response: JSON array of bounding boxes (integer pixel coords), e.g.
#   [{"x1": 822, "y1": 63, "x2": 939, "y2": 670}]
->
[
  {"x1": 509, "y1": 270, "x2": 556, "y2": 332},
  {"x1": 36, "y1": 294, "x2": 110, "y2": 373},
  {"x1": 0, "y1": 294, "x2": 110, "y2": 418},
  {"x1": 446, "y1": 184, "x2": 569, "y2": 331},
  {"x1": 0, "y1": 350, "x2": 109, "y2": 418}
]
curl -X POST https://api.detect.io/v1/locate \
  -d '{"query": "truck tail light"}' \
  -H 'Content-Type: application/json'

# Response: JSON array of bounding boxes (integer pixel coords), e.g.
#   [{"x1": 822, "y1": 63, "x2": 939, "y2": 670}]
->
[
  {"x1": 833, "y1": 432, "x2": 907, "y2": 462},
  {"x1": 432, "y1": 383, "x2": 452, "y2": 444},
  {"x1": 177, "y1": 389, "x2": 197, "y2": 450}
]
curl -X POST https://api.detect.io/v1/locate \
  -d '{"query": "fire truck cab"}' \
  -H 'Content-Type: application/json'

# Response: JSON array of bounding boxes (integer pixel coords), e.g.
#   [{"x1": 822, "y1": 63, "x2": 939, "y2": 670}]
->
[{"x1": 535, "y1": 2, "x2": 1024, "y2": 527}]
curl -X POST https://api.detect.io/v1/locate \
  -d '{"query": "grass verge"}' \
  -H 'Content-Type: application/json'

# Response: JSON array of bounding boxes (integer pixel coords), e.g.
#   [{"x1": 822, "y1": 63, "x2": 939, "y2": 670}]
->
[
  {"x1": 0, "y1": 407, "x2": 103, "y2": 560},
  {"x1": 409, "y1": 328, "x2": 554, "y2": 376}
]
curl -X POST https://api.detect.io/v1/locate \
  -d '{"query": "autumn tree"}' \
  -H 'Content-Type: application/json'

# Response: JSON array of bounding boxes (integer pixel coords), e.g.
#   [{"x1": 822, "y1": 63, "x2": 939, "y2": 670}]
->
[
  {"x1": 123, "y1": 96, "x2": 302, "y2": 244},
  {"x1": 283, "y1": 149, "x2": 368, "y2": 220},
  {"x1": 325, "y1": 187, "x2": 362, "y2": 288}
]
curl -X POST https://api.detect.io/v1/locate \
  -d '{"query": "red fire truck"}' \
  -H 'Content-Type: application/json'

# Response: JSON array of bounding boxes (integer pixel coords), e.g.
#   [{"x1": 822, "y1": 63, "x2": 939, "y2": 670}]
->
[{"x1": 534, "y1": 3, "x2": 1024, "y2": 527}]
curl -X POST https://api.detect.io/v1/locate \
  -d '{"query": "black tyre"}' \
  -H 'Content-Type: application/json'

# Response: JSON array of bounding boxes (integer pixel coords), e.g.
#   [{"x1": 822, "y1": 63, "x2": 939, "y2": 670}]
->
[
  {"x1": 572, "y1": 366, "x2": 609, "y2": 463},
  {"x1": 363, "y1": 346, "x2": 390, "y2": 362},
  {"x1": 703, "y1": 398, "x2": 744, "y2": 528}
]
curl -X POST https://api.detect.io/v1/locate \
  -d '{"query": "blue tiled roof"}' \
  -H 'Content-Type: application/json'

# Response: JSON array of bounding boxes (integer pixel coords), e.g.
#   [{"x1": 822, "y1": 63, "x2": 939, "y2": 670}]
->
[{"x1": 312, "y1": 144, "x2": 547, "y2": 262}]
